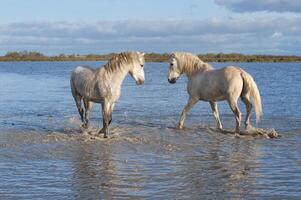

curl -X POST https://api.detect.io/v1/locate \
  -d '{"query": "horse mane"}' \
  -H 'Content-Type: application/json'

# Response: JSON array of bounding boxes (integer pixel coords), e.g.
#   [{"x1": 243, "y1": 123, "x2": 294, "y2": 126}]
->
[
  {"x1": 103, "y1": 52, "x2": 139, "y2": 73},
  {"x1": 173, "y1": 52, "x2": 213, "y2": 75}
]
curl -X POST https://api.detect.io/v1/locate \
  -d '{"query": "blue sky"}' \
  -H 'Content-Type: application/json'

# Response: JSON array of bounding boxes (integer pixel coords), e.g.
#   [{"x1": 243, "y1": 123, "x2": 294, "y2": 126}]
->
[
  {"x1": 0, "y1": 0, "x2": 225, "y2": 22},
  {"x1": 0, "y1": 0, "x2": 301, "y2": 55}
]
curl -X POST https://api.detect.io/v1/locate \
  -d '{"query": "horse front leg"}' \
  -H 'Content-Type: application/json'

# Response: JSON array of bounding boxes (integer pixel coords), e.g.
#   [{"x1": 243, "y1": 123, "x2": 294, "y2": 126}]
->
[
  {"x1": 98, "y1": 102, "x2": 114, "y2": 131},
  {"x1": 99, "y1": 101, "x2": 112, "y2": 138},
  {"x1": 209, "y1": 101, "x2": 223, "y2": 130},
  {"x1": 178, "y1": 97, "x2": 198, "y2": 129},
  {"x1": 108, "y1": 103, "x2": 115, "y2": 125}
]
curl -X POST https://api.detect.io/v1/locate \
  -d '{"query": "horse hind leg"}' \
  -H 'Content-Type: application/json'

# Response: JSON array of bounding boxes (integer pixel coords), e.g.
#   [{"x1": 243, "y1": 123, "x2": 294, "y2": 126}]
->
[
  {"x1": 227, "y1": 98, "x2": 242, "y2": 136},
  {"x1": 71, "y1": 80, "x2": 84, "y2": 123},
  {"x1": 74, "y1": 94, "x2": 84, "y2": 123},
  {"x1": 241, "y1": 94, "x2": 252, "y2": 130},
  {"x1": 83, "y1": 98, "x2": 93, "y2": 129}
]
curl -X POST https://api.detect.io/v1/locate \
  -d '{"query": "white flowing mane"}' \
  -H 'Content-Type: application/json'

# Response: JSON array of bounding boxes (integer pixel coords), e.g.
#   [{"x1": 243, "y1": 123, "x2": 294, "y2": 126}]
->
[
  {"x1": 103, "y1": 52, "x2": 140, "y2": 73},
  {"x1": 173, "y1": 52, "x2": 213, "y2": 76}
]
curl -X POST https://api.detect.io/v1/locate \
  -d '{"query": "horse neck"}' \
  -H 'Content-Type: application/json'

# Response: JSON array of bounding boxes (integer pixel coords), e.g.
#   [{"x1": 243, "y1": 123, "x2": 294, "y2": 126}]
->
[{"x1": 103, "y1": 63, "x2": 131, "y2": 86}]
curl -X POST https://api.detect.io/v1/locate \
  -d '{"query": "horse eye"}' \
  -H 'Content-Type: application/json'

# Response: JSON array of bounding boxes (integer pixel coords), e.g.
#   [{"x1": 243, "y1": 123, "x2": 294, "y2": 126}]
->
[
  {"x1": 170, "y1": 63, "x2": 174, "y2": 66},
  {"x1": 141, "y1": 64, "x2": 144, "y2": 68}
]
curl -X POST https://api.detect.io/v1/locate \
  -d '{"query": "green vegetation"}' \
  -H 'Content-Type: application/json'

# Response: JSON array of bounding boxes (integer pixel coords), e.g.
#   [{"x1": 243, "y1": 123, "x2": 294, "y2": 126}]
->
[
  {"x1": 1, "y1": 51, "x2": 301, "y2": 62},
  {"x1": 198, "y1": 53, "x2": 301, "y2": 62}
]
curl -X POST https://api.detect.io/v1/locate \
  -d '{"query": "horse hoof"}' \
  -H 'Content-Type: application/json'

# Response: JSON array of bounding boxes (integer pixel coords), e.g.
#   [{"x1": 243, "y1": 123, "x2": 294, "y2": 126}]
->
[
  {"x1": 178, "y1": 125, "x2": 184, "y2": 130},
  {"x1": 234, "y1": 133, "x2": 241, "y2": 138},
  {"x1": 98, "y1": 128, "x2": 105, "y2": 133},
  {"x1": 245, "y1": 125, "x2": 252, "y2": 130},
  {"x1": 103, "y1": 135, "x2": 108, "y2": 138},
  {"x1": 217, "y1": 127, "x2": 223, "y2": 132}
]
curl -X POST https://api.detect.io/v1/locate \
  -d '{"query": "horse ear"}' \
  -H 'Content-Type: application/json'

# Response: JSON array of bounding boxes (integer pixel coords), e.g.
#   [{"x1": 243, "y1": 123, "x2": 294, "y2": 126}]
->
[
  {"x1": 202, "y1": 63, "x2": 210, "y2": 69},
  {"x1": 137, "y1": 51, "x2": 145, "y2": 57}
]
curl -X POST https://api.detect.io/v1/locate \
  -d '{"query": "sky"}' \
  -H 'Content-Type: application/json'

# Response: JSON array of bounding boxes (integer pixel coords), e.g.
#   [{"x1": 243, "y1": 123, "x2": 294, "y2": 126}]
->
[{"x1": 0, "y1": 0, "x2": 301, "y2": 55}]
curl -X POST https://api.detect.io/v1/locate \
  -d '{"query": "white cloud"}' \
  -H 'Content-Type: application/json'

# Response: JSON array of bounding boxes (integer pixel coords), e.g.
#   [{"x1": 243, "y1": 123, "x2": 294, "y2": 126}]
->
[
  {"x1": 0, "y1": 17, "x2": 301, "y2": 55},
  {"x1": 215, "y1": 0, "x2": 301, "y2": 13},
  {"x1": 271, "y1": 32, "x2": 283, "y2": 39}
]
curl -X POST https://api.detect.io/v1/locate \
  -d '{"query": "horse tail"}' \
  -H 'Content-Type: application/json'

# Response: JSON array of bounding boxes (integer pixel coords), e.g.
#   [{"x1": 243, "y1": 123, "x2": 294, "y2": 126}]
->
[{"x1": 240, "y1": 69, "x2": 262, "y2": 123}]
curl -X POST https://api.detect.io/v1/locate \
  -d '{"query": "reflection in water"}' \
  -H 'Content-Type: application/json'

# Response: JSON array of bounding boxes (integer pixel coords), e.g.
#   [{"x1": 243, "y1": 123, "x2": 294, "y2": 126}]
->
[
  {"x1": 66, "y1": 122, "x2": 287, "y2": 198},
  {"x1": 161, "y1": 134, "x2": 261, "y2": 199},
  {"x1": 0, "y1": 121, "x2": 301, "y2": 199},
  {"x1": 71, "y1": 142, "x2": 116, "y2": 199}
]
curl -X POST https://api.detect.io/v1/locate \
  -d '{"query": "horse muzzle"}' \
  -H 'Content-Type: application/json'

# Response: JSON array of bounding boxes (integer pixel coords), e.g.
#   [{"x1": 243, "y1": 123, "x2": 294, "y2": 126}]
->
[
  {"x1": 168, "y1": 78, "x2": 177, "y2": 84},
  {"x1": 136, "y1": 79, "x2": 144, "y2": 85}
]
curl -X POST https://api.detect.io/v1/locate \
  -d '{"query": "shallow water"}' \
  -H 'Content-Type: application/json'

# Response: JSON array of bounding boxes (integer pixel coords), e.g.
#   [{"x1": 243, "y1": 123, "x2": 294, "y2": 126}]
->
[{"x1": 0, "y1": 61, "x2": 300, "y2": 199}]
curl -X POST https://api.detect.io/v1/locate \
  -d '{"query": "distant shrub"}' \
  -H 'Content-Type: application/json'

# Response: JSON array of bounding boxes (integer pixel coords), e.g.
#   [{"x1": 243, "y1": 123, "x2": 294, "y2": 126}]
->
[{"x1": 1, "y1": 51, "x2": 301, "y2": 62}]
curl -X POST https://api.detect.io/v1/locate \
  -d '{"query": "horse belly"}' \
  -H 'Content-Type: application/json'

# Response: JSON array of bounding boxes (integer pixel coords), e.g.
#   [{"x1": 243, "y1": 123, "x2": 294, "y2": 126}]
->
[
  {"x1": 199, "y1": 91, "x2": 226, "y2": 102},
  {"x1": 213, "y1": 95, "x2": 227, "y2": 101},
  {"x1": 73, "y1": 80, "x2": 102, "y2": 102},
  {"x1": 198, "y1": 80, "x2": 227, "y2": 101},
  {"x1": 88, "y1": 97, "x2": 103, "y2": 103}
]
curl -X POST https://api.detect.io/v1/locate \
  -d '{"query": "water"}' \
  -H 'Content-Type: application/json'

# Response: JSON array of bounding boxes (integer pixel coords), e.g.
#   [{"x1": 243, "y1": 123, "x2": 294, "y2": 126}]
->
[{"x1": 0, "y1": 61, "x2": 300, "y2": 199}]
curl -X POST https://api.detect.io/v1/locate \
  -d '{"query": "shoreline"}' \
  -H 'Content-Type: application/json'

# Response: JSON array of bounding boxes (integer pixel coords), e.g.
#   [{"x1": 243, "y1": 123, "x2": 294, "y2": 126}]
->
[{"x1": 1, "y1": 52, "x2": 301, "y2": 62}]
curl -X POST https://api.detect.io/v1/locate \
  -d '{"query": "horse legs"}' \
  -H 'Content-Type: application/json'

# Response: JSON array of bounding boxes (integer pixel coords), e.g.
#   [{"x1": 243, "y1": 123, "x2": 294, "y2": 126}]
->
[
  {"x1": 71, "y1": 81, "x2": 84, "y2": 123},
  {"x1": 74, "y1": 94, "x2": 84, "y2": 123},
  {"x1": 83, "y1": 98, "x2": 93, "y2": 129},
  {"x1": 241, "y1": 95, "x2": 252, "y2": 129},
  {"x1": 178, "y1": 97, "x2": 198, "y2": 129},
  {"x1": 99, "y1": 101, "x2": 112, "y2": 138},
  {"x1": 108, "y1": 103, "x2": 115, "y2": 125},
  {"x1": 228, "y1": 99, "x2": 242, "y2": 136},
  {"x1": 209, "y1": 101, "x2": 223, "y2": 130},
  {"x1": 98, "y1": 102, "x2": 114, "y2": 133}
]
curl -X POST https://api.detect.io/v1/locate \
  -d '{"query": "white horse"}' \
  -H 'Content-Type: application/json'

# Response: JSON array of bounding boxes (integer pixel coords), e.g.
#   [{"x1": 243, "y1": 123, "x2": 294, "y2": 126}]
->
[
  {"x1": 167, "y1": 52, "x2": 262, "y2": 136},
  {"x1": 70, "y1": 51, "x2": 145, "y2": 138}
]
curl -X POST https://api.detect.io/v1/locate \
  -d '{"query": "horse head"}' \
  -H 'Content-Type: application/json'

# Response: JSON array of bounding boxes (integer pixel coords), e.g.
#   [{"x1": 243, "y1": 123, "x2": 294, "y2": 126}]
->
[
  {"x1": 168, "y1": 53, "x2": 181, "y2": 84},
  {"x1": 129, "y1": 52, "x2": 145, "y2": 85}
]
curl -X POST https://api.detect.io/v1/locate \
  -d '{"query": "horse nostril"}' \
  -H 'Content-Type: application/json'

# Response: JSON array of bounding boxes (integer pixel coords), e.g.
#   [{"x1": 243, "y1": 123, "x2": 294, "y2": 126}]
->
[{"x1": 168, "y1": 78, "x2": 176, "y2": 84}]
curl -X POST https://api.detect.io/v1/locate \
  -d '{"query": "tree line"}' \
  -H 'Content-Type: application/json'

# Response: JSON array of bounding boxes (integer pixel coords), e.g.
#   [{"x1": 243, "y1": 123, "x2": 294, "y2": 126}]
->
[{"x1": 1, "y1": 51, "x2": 301, "y2": 62}]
